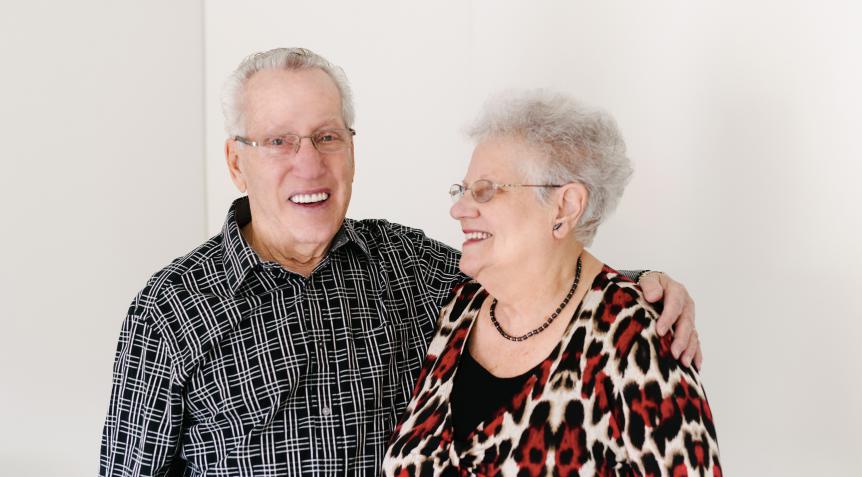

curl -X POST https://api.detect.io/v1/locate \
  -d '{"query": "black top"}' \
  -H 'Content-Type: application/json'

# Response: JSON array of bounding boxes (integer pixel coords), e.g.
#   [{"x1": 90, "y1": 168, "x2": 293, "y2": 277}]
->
[{"x1": 451, "y1": 348, "x2": 540, "y2": 442}]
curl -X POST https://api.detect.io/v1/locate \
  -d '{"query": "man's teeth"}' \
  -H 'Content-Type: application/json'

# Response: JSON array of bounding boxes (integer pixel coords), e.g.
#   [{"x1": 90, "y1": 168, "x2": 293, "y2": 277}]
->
[
  {"x1": 465, "y1": 232, "x2": 491, "y2": 241},
  {"x1": 290, "y1": 192, "x2": 329, "y2": 204}
]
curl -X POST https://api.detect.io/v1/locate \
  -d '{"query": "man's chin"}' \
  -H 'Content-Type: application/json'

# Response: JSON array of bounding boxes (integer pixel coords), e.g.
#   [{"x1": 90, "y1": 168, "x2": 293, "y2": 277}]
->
[{"x1": 287, "y1": 221, "x2": 343, "y2": 248}]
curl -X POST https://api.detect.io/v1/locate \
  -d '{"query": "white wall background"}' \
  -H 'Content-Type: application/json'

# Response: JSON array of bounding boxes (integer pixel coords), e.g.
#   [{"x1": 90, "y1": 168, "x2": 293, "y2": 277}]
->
[
  {"x1": 0, "y1": 1, "x2": 206, "y2": 475},
  {"x1": 2, "y1": 1, "x2": 860, "y2": 475}
]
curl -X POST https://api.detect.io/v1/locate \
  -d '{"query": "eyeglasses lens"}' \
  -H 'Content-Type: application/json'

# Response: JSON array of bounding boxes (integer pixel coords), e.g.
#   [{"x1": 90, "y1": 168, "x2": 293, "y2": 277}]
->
[
  {"x1": 449, "y1": 184, "x2": 464, "y2": 202},
  {"x1": 315, "y1": 131, "x2": 348, "y2": 153},
  {"x1": 264, "y1": 135, "x2": 300, "y2": 153},
  {"x1": 472, "y1": 180, "x2": 495, "y2": 203},
  {"x1": 260, "y1": 130, "x2": 352, "y2": 156}
]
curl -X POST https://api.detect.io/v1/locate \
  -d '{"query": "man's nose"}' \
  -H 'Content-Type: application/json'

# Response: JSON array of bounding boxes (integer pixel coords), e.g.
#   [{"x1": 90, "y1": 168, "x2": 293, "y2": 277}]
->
[{"x1": 291, "y1": 137, "x2": 326, "y2": 178}]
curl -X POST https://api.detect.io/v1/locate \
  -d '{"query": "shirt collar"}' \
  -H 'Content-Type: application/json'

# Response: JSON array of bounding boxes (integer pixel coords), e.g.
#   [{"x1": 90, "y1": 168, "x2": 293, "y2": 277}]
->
[
  {"x1": 221, "y1": 197, "x2": 263, "y2": 294},
  {"x1": 331, "y1": 218, "x2": 373, "y2": 258},
  {"x1": 220, "y1": 197, "x2": 373, "y2": 294}
]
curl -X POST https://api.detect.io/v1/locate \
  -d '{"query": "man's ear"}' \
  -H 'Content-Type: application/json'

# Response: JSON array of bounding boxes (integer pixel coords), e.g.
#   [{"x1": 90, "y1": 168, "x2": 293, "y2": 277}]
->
[
  {"x1": 225, "y1": 139, "x2": 247, "y2": 193},
  {"x1": 552, "y1": 182, "x2": 588, "y2": 238},
  {"x1": 348, "y1": 139, "x2": 356, "y2": 182}
]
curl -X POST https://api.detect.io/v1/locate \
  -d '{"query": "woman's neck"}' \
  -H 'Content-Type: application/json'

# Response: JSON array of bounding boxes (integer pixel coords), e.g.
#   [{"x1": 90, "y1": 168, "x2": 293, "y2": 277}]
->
[{"x1": 484, "y1": 247, "x2": 603, "y2": 335}]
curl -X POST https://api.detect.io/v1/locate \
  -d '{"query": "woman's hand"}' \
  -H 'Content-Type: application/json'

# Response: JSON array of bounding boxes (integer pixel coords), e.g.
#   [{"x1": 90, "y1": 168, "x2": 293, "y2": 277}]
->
[{"x1": 639, "y1": 272, "x2": 702, "y2": 369}]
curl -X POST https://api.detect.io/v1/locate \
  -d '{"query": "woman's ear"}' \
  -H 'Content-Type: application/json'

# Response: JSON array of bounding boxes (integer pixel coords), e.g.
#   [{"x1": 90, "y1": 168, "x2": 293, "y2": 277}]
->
[{"x1": 552, "y1": 182, "x2": 588, "y2": 238}]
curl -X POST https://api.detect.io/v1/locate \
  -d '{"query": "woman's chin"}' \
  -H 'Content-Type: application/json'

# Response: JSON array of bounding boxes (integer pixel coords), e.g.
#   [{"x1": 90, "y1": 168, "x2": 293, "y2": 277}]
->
[{"x1": 458, "y1": 259, "x2": 480, "y2": 280}]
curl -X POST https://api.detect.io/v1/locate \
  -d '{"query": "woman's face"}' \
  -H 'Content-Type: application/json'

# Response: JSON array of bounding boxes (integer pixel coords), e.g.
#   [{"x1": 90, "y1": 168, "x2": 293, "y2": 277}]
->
[{"x1": 450, "y1": 136, "x2": 557, "y2": 282}]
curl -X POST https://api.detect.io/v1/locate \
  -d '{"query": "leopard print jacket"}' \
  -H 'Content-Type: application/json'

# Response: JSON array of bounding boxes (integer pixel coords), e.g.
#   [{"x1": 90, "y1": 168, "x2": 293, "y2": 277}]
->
[{"x1": 382, "y1": 266, "x2": 721, "y2": 476}]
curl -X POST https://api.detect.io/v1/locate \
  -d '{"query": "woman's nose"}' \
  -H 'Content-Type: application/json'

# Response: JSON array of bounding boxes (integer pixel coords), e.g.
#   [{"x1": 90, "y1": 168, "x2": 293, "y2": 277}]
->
[{"x1": 450, "y1": 193, "x2": 478, "y2": 220}]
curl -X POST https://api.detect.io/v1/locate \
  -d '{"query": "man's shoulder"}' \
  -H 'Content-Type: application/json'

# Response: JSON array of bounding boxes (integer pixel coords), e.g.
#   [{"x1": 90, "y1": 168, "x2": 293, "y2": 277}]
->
[
  {"x1": 346, "y1": 218, "x2": 456, "y2": 255},
  {"x1": 125, "y1": 233, "x2": 250, "y2": 379},
  {"x1": 348, "y1": 218, "x2": 425, "y2": 239},
  {"x1": 128, "y1": 234, "x2": 228, "y2": 317}
]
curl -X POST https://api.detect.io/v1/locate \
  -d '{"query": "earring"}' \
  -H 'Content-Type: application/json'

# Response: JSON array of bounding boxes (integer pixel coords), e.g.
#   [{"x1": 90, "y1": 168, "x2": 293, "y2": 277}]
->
[{"x1": 553, "y1": 222, "x2": 563, "y2": 231}]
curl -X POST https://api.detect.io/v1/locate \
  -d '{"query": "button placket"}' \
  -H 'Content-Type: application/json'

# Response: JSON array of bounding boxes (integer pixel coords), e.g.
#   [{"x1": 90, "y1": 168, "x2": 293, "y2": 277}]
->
[{"x1": 304, "y1": 274, "x2": 338, "y2": 435}]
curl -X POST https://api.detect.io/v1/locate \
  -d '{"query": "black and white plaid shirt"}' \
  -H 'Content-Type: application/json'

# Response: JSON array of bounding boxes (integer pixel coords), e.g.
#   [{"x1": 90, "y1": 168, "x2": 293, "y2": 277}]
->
[
  {"x1": 100, "y1": 197, "x2": 640, "y2": 476},
  {"x1": 100, "y1": 197, "x2": 464, "y2": 476}
]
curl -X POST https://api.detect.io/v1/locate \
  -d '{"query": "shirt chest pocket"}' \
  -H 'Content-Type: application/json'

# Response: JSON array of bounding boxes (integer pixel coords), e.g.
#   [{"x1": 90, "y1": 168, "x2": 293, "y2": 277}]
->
[
  {"x1": 186, "y1": 314, "x2": 310, "y2": 432},
  {"x1": 351, "y1": 320, "x2": 401, "y2": 369}
]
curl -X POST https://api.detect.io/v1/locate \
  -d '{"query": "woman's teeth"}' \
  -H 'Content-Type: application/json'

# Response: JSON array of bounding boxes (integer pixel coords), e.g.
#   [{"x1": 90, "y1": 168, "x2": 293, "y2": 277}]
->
[
  {"x1": 290, "y1": 192, "x2": 329, "y2": 204},
  {"x1": 465, "y1": 232, "x2": 491, "y2": 241}
]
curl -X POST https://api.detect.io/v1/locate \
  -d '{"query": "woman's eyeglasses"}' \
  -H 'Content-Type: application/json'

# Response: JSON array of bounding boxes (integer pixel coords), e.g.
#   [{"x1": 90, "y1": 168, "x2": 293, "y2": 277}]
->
[{"x1": 449, "y1": 179, "x2": 564, "y2": 203}]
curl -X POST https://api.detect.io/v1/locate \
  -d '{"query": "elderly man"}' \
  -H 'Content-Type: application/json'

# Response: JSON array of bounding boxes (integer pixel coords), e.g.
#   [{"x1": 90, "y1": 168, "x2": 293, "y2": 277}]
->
[{"x1": 100, "y1": 48, "x2": 701, "y2": 476}]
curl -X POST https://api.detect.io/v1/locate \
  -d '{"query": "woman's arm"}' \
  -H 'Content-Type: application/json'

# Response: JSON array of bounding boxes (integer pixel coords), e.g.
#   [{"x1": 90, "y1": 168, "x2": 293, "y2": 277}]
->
[{"x1": 615, "y1": 305, "x2": 721, "y2": 475}]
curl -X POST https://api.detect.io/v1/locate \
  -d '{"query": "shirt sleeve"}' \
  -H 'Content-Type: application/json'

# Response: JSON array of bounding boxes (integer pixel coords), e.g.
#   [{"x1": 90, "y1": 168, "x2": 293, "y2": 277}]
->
[
  {"x1": 405, "y1": 229, "x2": 468, "y2": 306},
  {"x1": 100, "y1": 311, "x2": 184, "y2": 477},
  {"x1": 616, "y1": 307, "x2": 721, "y2": 475},
  {"x1": 616, "y1": 269, "x2": 645, "y2": 282}
]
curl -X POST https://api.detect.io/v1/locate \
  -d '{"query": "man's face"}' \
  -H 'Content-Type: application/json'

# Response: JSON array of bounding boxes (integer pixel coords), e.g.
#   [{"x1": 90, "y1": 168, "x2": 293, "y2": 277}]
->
[{"x1": 226, "y1": 68, "x2": 354, "y2": 255}]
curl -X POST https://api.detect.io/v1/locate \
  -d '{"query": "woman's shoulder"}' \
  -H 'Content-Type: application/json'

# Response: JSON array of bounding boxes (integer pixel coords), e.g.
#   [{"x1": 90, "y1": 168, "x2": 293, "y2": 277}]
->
[
  {"x1": 582, "y1": 264, "x2": 670, "y2": 363},
  {"x1": 439, "y1": 278, "x2": 486, "y2": 318},
  {"x1": 585, "y1": 263, "x2": 699, "y2": 384},
  {"x1": 424, "y1": 278, "x2": 486, "y2": 355},
  {"x1": 588, "y1": 264, "x2": 661, "y2": 322}
]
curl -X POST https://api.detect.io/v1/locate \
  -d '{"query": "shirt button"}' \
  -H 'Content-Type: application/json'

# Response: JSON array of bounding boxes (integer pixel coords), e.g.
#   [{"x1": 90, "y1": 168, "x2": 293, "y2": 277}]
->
[{"x1": 321, "y1": 407, "x2": 332, "y2": 417}]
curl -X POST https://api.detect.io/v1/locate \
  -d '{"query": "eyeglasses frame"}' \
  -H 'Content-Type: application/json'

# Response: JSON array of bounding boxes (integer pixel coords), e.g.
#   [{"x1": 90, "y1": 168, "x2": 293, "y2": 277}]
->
[
  {"x1": 234, "y1": 128, "x2": 357, "y2": 155},
  {"x1": 449, "y1": 179, "x2": 566, "y2": 203}
]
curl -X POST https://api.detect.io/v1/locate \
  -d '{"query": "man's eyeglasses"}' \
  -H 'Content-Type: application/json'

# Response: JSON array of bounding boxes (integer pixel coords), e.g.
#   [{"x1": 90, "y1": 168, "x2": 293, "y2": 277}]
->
[
  {"x1": 449, "y1": 179, "x2": 564, "y2": 203},
  {"x1": 235, "y1": 128, "x2": 356, "y2": 156}
]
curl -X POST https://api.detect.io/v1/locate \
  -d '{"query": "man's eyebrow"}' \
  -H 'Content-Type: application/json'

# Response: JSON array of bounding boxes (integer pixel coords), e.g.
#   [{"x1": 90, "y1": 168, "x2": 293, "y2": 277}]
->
[
  {"x1": 315, "y1": 119, "x2": 346, "y2": 130},
  {"x1": 257, "y1": 121, "x2": 345, "y2": 136}
]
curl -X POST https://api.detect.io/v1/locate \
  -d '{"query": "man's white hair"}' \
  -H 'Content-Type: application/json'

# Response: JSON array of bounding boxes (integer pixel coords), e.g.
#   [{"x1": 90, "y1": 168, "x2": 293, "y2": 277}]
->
[
  {"x1": 221, "y1": 47, "x2": 355, "y2": 136},
  {"x1": 468, "y1": 90, "x2": 633, "y2": 245}
]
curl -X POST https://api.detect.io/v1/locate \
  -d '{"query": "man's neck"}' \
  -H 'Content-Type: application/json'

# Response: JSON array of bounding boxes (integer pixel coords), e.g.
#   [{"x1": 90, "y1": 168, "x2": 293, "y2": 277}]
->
[{"x1": 240, "y1": 224, "x2": 329, "y2": 277}]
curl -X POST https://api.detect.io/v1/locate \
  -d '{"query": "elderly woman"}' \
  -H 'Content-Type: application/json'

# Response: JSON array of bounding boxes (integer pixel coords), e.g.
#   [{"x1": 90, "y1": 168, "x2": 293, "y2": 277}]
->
[{"x1": 382, "y1": 92, "x2": 720, "y2": 476}]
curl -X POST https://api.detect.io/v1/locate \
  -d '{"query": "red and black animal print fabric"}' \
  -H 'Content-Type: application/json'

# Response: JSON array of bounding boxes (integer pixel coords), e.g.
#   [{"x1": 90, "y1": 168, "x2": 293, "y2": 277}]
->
[{"x1": 382, "y1": 266, "x2": 721, "y2": 476}]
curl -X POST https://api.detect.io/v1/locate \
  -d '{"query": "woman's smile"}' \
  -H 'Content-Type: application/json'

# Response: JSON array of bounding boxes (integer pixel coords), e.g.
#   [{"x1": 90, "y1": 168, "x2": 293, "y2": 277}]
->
[{"x1": 462, "y1": 229, "x2": 493, "y2": 245}]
